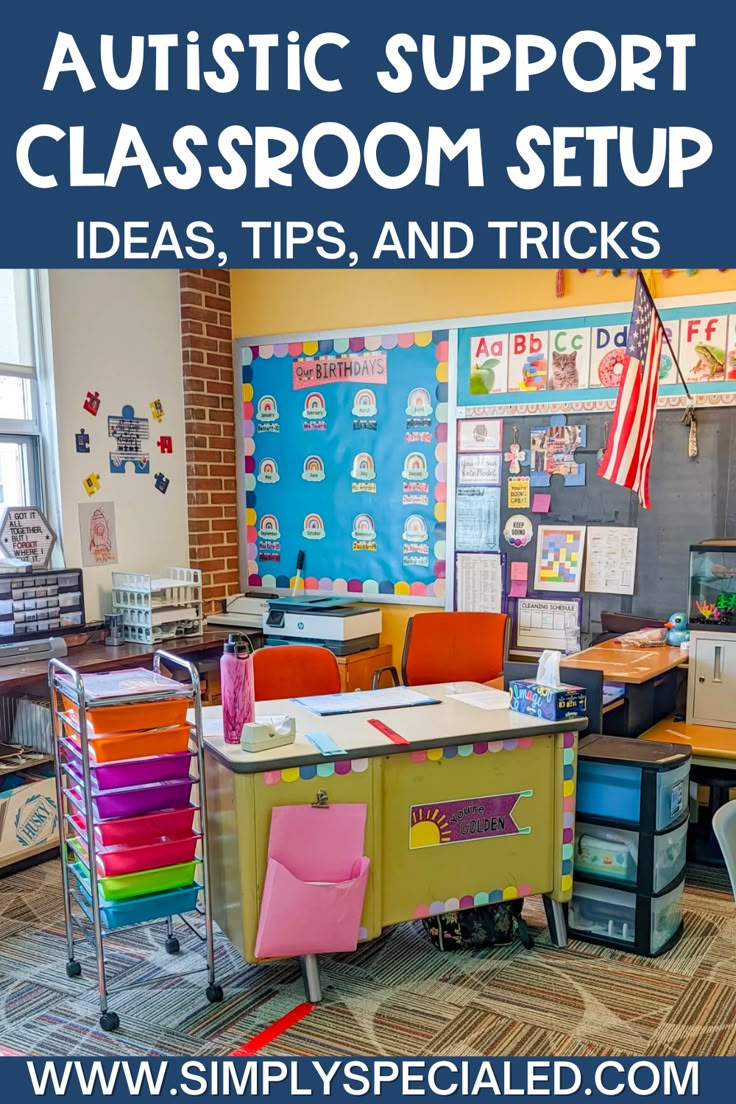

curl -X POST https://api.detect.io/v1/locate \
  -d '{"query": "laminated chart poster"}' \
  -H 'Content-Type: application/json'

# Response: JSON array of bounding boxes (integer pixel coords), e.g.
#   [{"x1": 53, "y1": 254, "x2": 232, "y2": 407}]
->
[
  {"x1": 241, "y1": 330, "x2": 449, "y2": 600},
  {"x1": 455, "y1": 553, "x2": 504, "y2": 613},
  {"x1": 585, "y1": 527, "x2": 639, "y2": 596}
]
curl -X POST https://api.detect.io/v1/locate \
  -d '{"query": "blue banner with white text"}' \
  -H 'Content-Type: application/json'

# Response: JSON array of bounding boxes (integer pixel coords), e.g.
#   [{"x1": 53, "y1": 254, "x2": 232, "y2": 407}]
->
[{"x1": 0, "y1": 0, "x2": 734, "y2": 266}]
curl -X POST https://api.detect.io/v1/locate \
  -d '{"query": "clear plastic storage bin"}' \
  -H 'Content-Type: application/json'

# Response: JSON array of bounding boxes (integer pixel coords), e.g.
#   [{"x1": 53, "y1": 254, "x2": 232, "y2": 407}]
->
[
  {"x1": 568, "y1": 875, "x2": 684, "y2": 956},
  {"x1": 576, "y1": 735, "x2": 691, "y2": 834},
  {"x1": 575, "y1": 818, "x2": 688, "y2": 894}
]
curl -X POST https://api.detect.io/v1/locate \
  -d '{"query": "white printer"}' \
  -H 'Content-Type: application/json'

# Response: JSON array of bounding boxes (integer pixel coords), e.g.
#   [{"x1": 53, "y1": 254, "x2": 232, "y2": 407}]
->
[{"x1": 263, "y1": 596, "x2": 382, "y2": 655}]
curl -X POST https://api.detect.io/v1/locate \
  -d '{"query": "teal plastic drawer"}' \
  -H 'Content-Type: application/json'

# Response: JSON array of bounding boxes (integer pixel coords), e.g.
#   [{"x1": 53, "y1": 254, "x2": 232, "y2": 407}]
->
[{"x1": 71, "y1": 862, "x2": 200, "y2": 931}]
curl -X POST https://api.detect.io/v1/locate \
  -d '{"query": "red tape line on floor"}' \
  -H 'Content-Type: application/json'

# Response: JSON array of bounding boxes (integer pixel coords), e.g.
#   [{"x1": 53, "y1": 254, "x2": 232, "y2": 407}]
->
[{"x1": 230, "y1": 1002, "x2": 315, "y2": 1056}]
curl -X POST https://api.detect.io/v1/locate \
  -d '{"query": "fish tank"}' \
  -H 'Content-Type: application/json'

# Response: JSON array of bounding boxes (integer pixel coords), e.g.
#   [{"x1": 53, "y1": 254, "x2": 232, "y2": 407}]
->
[{"x1": 688, "y1": 541, "x2": 736, "y2": 629}]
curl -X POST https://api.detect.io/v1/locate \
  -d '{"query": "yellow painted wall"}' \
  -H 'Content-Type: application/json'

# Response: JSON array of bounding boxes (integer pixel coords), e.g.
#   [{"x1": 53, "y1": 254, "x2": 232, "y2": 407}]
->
[
  {"x1": 232, "y1": 268, "x2": 736, "y2": 338},
  {"x1": 231, "y1": 268, "x2": 736, "y2": 660}
]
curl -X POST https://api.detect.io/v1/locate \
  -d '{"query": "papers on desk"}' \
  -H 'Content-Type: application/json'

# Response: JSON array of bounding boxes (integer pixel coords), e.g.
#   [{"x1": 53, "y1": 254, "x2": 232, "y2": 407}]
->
[
  {"x1": 449, "y1": 688, "x2": 511, "y2": 711},
  {"x1": 602, "y1": 682, "x2": 625, "y2": 707},
  {"x1": 294, "y1": 687, "x2": 440, "y2": 716}
]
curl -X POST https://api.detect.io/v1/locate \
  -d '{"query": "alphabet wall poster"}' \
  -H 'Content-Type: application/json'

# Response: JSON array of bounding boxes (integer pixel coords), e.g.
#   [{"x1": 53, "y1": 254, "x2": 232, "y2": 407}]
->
[
  {"x1": 79, "y1": 501, "x2": 118, "y2": 567},
  {"x1": 679, "y1": 315, "x2": 729, "y2": 382},
  {"x1": 548, "y1": 327, "x2": 591, "y2": 390},
  {"x1": 468, "y1": 333, "x2": 508, "y2": 396},
  {"x1": 590, "y1": 323, "x2": 629, "y2": 388},
  {"x1": 507, "y1": 331, "x2": 549, "y2": 391}
]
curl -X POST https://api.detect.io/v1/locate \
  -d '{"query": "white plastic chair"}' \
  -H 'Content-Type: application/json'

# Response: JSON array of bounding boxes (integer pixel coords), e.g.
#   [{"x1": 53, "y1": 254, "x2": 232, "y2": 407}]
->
[{"x1": 712, "y1": 800, "x2": 736, "y2": 900}]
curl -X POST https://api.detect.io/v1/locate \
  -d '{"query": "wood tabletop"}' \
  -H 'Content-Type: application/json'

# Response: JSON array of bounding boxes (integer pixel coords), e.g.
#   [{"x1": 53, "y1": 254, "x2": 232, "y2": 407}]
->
[
  {"x1": 561, "y1": 639, "x2": 688, "y2": 684},
  {"x1": 0, "y1": 627, "x2": 261, "y2": 692},
  {"x1": 642, "y1": 715, "x2": 736, "y2": 762}
]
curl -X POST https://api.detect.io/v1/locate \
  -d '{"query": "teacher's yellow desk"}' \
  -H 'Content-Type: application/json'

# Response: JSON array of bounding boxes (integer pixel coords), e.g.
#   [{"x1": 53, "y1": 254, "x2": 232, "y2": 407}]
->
[
  {"x1": 200, "y1": 683, "x2": 585, "y2": 998},
  {"x1": 562, "y1": 640, "x2": 688, "y2": 737}
]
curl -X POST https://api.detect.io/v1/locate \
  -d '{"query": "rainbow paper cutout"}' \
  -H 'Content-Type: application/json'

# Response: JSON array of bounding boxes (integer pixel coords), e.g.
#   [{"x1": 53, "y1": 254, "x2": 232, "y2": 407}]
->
[
  {"x1": 352, "y1": 389, "x2": 378, "y2": 418},
  {"x1": 351, "y1": 452, "x2": 376, "y2": 481},
  {"x1": 258, "y1": 514, "x2": 281, "y2": 540},
  {"x1": 351, "y1": 513, "x2": 377, "y2": 541},
  {"x1": 302, "y1": 513, "x2": 326, "y2": 540},
  {"x1": 257, "y1": 458, "x2": 280, "y2": 484},
  {"x1": 256, "y1": 395, "x2": 279, "y2": 422},
  {"x1": 402, "y1": 452, "x2": 429, "y2": 481},
  {"x1": 302, "y1": 392, "x2": 327, "y2": 421},
  {"x1": 302, "y1": 455, "x2": 325, "y2": 482}
]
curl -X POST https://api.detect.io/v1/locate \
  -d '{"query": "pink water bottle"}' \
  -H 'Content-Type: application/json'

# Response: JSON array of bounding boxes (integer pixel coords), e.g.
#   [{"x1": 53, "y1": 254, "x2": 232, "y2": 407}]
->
[{"x1": 220, "y1": 634, "x2": 255, "y2": 745}]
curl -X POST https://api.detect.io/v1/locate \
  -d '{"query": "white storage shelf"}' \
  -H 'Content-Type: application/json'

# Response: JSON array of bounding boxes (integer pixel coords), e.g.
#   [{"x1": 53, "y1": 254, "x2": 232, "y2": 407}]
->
[{"x1": 111, "y1": 568, "x2": 203, "y2": 645}]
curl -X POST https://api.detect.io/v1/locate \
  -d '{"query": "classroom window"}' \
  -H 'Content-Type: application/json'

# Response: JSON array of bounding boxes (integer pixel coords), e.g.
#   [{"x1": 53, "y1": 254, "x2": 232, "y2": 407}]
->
[{"x1": 0, "y1": 270, "x2": 43, "y2": 510}]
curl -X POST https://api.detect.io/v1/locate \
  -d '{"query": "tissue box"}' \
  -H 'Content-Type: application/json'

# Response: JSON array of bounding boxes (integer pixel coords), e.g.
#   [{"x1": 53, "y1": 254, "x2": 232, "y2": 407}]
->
[{"x1": 510, "y1": 680, "x2": 587, "y2": 721}]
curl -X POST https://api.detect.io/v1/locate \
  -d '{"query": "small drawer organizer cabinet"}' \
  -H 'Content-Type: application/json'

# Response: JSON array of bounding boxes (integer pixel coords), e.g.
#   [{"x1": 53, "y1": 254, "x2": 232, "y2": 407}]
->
[
  {"x1": 569, "y1": 735, "x2": 691, "y2": 957},
  {"x1": 49, "y1": 652, "x2": 223, "y2": 1032}
]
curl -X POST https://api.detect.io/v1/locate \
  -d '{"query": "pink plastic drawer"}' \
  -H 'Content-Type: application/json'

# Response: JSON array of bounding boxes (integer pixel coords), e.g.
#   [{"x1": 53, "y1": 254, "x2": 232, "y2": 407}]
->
[
  {"x1": 63, "y1": 740, "x2": 192, "y2": 790},
  {"x1": 67, "y1": 829, "x2": 199, "y2": 877},
  {"x1": 69, "y1": 803, "x2": 197, "y2": 846}
]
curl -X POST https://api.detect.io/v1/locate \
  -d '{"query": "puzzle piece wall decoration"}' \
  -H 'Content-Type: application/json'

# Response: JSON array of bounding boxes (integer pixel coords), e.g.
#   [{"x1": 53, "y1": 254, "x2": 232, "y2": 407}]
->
[
  {"x1": 83, "y1": 391, "x2": 101, "y2": 416},
  {"x1": 528, "y1": 414, "x2": 587, "y2": 488},
  {"x1": 150, "y1": 399, "x2": 165, "y2": 422},
  {"x1": 154, "y1": 472, "x2": 170, "y2": 494},
  {"x1": 75, "y1": 428, "x2": 90, "y2": 453},
  {"x1": 83, "y1": 473, "x2": 101, "y2": 496},
  {"x1": 157, "y1": 436, "x2": 173, "y2": 454},
  {"x1": 108, "y1": 404, "x2": 150, "y2": 474}
]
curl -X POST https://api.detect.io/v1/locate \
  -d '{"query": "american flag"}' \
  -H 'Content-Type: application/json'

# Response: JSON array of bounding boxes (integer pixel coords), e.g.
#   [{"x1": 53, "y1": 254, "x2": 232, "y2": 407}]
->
[{"x1": 597, "y1": 272, "x2": 664, "y2": 509}]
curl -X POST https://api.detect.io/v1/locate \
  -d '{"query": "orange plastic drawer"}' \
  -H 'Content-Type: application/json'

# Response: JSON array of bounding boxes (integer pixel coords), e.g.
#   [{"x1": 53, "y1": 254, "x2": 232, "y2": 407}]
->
[
  {"x1": 61, "y1": 713, "x2": 191, "y2": 763},
  {"x1": 62, "y1": 698, "x2": 189, "y2": 735}
]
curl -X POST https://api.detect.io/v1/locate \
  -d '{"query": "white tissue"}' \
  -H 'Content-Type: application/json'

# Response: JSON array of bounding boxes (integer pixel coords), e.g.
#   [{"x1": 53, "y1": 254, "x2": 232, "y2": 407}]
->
[{"x1": 536, "y1": 649, "x2": 562, "y2": 688}]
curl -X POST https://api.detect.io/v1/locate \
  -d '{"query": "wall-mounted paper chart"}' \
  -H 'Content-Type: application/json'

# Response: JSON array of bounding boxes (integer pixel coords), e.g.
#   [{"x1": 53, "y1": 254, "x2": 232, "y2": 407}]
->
[
  {"x1": 455, "y1": 553, "x2": 504, "y2": 613},
  {"x1": 584, "y1": 526, "x2": 639, "y2": 595}
]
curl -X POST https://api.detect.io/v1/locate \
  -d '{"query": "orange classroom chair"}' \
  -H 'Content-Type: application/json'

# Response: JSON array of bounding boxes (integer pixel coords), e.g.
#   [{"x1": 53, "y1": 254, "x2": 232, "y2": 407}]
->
[
  {"x1": 372, "y1": 612, "x2": 510, "y2": 689},
  {"x1": 253, "y1": 644, "x2": 341, "y2": 701}
]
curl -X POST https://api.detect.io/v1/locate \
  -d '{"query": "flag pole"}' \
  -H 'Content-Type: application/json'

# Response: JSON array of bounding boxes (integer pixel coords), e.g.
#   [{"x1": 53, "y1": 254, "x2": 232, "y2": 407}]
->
[{"x1": 637, "y1": 269, "x2": 694, "y2": 403}]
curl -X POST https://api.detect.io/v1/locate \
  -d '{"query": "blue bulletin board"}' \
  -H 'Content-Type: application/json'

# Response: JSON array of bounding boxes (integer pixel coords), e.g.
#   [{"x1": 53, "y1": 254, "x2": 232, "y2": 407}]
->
[{"x1": 236, "y1": 328, "x2": 449, "y2": 602}]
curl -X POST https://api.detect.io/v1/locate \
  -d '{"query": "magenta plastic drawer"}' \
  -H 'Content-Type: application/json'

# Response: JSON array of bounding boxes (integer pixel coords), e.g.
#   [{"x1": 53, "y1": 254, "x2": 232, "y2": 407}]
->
[
  {"x1": 65, "y1": 764, "x2": 193, "y2": 819},
  {"x1": 63, "y1": 740, "x2": 192, "y2": 791}
]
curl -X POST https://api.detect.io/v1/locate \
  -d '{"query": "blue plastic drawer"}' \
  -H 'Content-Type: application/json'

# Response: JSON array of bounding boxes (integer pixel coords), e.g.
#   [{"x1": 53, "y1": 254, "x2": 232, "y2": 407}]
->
[
  {"x1": 71, "y1": 862, "x2": 200, "y2": 931},
  {"x1": 576, "y1": 760, "x2": 642, "y2": 823}
]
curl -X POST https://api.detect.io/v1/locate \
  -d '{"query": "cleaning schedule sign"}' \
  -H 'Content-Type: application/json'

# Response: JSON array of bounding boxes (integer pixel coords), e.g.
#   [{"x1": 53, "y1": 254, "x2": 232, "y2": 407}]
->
[{"x1": 240, "y1": 331, "x2": 448, "y2": 600}]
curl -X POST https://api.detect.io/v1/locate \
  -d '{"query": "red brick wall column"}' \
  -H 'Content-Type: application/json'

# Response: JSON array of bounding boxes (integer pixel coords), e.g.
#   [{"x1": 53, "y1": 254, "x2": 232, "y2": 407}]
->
[{"x1": 179, "y1": 270, "x2": 239, "y2": 613}]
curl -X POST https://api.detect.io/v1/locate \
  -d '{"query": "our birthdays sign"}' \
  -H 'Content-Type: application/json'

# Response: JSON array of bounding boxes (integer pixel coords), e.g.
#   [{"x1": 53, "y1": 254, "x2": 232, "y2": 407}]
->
[{"x1": 0, "y1": 507, "x2": 56, "y2": 567}]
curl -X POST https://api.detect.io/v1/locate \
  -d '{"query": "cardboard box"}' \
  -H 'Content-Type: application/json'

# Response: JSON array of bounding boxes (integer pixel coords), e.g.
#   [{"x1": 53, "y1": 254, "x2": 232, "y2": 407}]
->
[
  {"x1": 0, "y1": 768, "x2": 58, "y2": 861},
  {"x1": 510, "y1": 679, "x2": 587, "y2": 722}
]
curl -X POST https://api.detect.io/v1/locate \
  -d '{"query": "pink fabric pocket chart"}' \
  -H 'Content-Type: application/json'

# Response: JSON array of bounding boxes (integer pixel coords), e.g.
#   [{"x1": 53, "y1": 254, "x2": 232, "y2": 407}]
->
[{"x1": 254, "y1": 803, "x2": 370, "y2": 960}]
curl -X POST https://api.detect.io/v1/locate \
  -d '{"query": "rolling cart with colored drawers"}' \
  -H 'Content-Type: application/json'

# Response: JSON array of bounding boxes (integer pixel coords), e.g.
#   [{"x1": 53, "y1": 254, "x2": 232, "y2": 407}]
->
[
  {"x1": 569, "y1": 734, "x2": 691, "y2": 957},
  {"x1": 48, "y1": 652, "x2": 223, "y2": 1032}
]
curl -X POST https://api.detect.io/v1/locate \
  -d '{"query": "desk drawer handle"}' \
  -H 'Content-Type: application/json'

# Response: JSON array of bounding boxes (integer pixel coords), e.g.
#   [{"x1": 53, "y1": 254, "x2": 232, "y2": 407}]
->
[{"x1": 713, "y1": 645, "x2": 723, "y2": 683}]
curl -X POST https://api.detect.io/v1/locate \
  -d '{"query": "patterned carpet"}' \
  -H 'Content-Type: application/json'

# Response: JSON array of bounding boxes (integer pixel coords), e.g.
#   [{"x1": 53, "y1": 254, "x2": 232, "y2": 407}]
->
[{"x1": 0, "y1": 860, "x2": 734, "y2": 1057}]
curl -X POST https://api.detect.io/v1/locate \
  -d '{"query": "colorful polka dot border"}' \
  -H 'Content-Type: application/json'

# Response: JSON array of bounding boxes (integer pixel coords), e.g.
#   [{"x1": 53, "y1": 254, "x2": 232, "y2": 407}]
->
[
  {"x1": 410, "y1": 736, "x2": 534, "y2": 763},
  {"x1": 244, "y1": 332, "x2": 448, "y2": 596},
  {"x1": 560, "y1": 731, "x2": 576, "y2": 889},
  {"x1": 414, "y1": 883, "x2": 534, "y2": 919},
  {"x1": 262, "y1": 758, "x2": 369, "y2": 784}
]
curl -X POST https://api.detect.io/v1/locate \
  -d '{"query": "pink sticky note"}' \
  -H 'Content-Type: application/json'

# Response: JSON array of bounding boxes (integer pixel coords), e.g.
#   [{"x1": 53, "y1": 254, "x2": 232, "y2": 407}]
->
[
  {"x1": 532, "y1": 493, "x2": 551, "y2": 513},
  {"x1": 509, "y1": 579, "x2": 528, "y2": 598},
  {"x1": 510, "y1": 561, "x2": 528, "y2": 581}
]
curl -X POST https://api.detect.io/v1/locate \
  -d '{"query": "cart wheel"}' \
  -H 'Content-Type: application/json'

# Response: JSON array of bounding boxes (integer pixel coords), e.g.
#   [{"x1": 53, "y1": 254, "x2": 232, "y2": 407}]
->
[
  {"x1": 99, "y1": 1012, "x2": 120, "y2": 1032},
  {"x1": 206, "y1": 984, "x2": 224, "y2": 1004},
  {"x1": 66, "y1": 960, "x2": 82, "y2": 978},
  {"x1": 165, "y1": 937, "x2": 180, "y2": 955}
]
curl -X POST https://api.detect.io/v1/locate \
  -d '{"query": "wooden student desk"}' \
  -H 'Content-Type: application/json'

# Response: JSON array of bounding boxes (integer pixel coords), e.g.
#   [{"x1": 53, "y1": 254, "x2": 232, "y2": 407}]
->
[
  {"x1": 562, "y1": 640, "x2": 688, "y2": 737},
  {"x1": 201, "y1": 682, "x2": 585, "y2": 990}
]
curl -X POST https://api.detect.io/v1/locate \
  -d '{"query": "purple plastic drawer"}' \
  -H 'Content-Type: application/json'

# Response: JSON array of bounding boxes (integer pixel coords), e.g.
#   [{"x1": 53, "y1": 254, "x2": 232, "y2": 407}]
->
[
  {"x1": 65, "y1": 762, "x2": 193, "y2": 820},
  {"x1": 64, "y1": 742, "x2": 192, "y2": 791}
]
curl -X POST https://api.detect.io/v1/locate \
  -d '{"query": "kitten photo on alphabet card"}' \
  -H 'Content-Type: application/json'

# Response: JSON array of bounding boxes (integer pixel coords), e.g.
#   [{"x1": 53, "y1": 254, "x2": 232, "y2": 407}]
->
[{"x1": 548, "y1": 329, "x2": 591, "y2": 389}]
